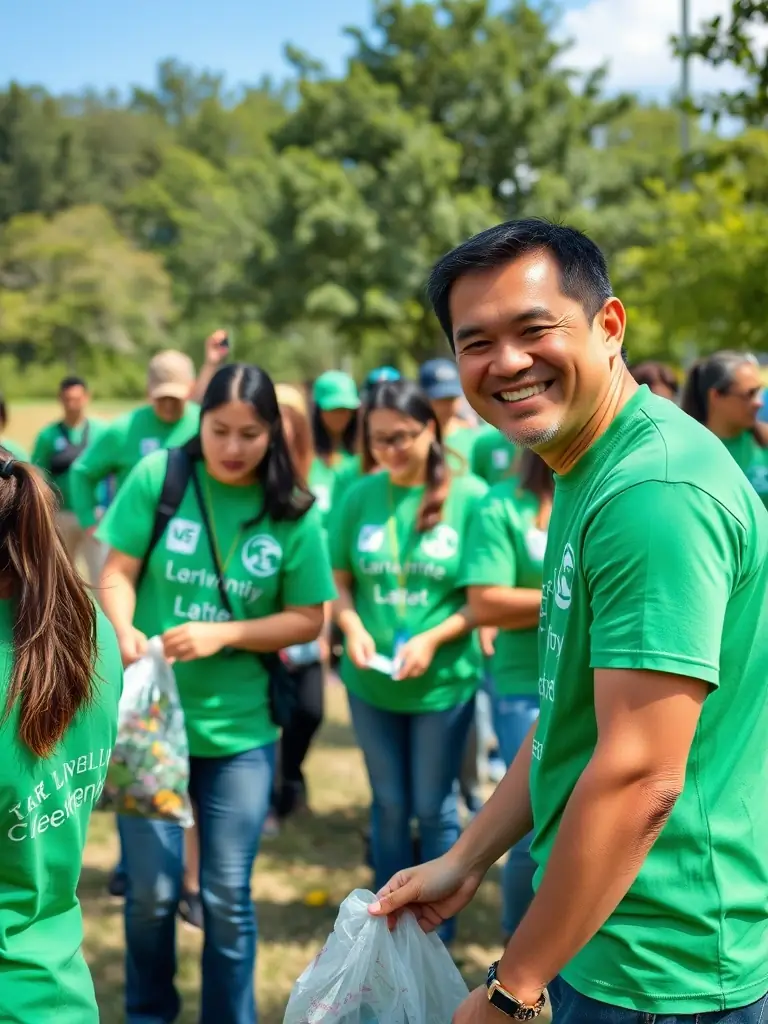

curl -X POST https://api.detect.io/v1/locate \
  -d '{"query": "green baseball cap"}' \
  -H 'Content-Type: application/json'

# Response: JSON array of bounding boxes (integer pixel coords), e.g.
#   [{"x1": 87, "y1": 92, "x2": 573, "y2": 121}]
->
[{"x1": 313, "y1": 371, "x2": 360, "y2": 411}]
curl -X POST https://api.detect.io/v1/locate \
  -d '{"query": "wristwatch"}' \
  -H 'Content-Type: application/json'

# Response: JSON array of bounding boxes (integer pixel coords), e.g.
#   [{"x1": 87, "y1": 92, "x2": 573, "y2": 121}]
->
[{"x1": 486, "y1": 961, "x2": 546, "y2": 1020}]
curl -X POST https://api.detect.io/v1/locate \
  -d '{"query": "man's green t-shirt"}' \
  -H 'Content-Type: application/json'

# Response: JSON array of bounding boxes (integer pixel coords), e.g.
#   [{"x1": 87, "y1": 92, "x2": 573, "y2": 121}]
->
[
  {"x1": 97, "y1": 450, "x2": 336, "y2": 757},
  {"x1": 470, "y1": 426, "x2": 519, "y2": 485},
  {"x1": 443, "y1": 425, "x2": 479, "y2": 476},
  {"x1": 532, "y1": 386, "x2": 768, "y2": 1014},
  {"x1": 721, "y1": 431, "x2": 768, "y2": 509},
  {"x1": 0, "y1": 439, "x2": 30, "y2": 463},
  {"x1": 32, "y1": 419, "x2": 107, "y2": 513},
  {"x1": 461, "y1": 484, "x2": 545, "y2": 696},
  {"x1": 71, "y1": 403, "x2": 200, "y2": 528},
  {"x1": 330, "y1": 471, "x2": 487, "y2": 713},
  {"x1": 0, "y1": 602, "x2": 121, "y2": 1023}
]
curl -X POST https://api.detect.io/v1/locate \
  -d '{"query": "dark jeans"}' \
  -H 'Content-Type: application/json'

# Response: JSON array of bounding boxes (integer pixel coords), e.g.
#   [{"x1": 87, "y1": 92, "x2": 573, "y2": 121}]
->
[
  {"x1": 548, "y1": 977, "x2": 768, "y2": 1023},
  {"x1": 119, "y1": 744, "x2": 275, "y2": 1024},
  {"x1": 347, "y1": 692, "x2": 474, "y2": 944},
  {"x1": 492, "y1": 692, "x2": 539, "y2": 936},
  {"x1": 273, "y1": 661, "x2": 324, "y2": 818}
]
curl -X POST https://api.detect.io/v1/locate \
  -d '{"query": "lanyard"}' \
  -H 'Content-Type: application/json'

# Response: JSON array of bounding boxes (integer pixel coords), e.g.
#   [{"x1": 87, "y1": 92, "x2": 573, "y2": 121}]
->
[
  {"x1": 386, "y1": 481, "x2": 419, "y2": 622},
  {"x1": 201, "y1": 470, "x2": 244, "y2": 575}
]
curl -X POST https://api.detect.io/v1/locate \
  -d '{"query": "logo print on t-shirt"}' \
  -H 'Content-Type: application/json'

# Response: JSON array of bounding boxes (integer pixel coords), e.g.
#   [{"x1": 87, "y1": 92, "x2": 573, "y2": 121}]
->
[
  {"x1": 140, "y1": 437, "x2": 160, "y2": 457},
  {"x1": 554, "y1": 542, "x2": 575, "y2": 610},
  {"x1": 420, "y1": 524, "x2": 459, "y2": 561},
  {"x1": 358, "y1": 525, "x2": 385, "y2": 553},
  {"x1": 241, "y1": 535, "x2": 283, "y2": 578},
  {"x1": 166, "y1": 518, "x2": 202, "y2": 555},
  {"x1": 492, "y1": 448, "x2": 510, "y2": 470},
  {"x1": 525, "y1": 527, "x2": 548, "y2": 564},
  {"x1": 748, "y1": 465, "x2": 768, "y2": 494},
  {"x1": 54, "y1": 436, "x2": 68, "y2": 452}
]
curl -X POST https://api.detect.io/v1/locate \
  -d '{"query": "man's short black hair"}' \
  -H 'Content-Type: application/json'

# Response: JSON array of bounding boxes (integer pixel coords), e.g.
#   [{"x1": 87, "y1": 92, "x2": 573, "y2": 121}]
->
[
  {"x1": 427, "y1": 218, "x2": 613, "y2": 345},
  {"x1": 59, "y1": 375, "x2": 87, "y2": 392}
]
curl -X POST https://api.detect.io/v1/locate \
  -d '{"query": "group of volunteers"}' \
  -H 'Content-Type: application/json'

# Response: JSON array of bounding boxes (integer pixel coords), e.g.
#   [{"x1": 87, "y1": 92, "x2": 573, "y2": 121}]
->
[{"x1": 0, "y1": 219, "x2": 765, "y2": 1024}]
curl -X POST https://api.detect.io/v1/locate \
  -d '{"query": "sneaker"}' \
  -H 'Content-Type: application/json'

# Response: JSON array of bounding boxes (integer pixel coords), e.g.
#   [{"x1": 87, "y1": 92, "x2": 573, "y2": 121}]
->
[
  {"x1": 107, "y1": 867, "x2": 127, "y2": 898},
  {"x1": 178, "y1": 889, "x2": 204, "y2": 931}
]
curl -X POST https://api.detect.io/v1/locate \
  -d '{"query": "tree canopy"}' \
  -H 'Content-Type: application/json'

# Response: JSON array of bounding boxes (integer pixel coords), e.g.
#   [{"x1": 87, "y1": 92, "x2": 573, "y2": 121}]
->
[{"x1": 0, "y1": 0, "x2": 765, "y2": 395}]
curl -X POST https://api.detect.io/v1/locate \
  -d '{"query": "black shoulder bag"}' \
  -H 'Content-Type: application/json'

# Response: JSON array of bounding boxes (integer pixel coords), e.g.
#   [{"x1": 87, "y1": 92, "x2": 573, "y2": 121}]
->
[
  {"x1": 187, "y1": 466, "x2": 299, "y2": 730},
  {"x1": 49, "y1": 421, "x2": 90, "y2": 476}
]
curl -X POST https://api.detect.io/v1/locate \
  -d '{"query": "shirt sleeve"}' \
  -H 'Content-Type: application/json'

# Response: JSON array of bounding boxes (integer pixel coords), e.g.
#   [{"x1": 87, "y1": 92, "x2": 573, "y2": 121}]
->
[
  {"x1": 281, "y1": 504, "x2": 338, "y2": 606},
  {"x1": 71, "y1": 422, "x2": 122, "y2": 528},
  {"x1": 96, "y1": 451, "x2": 165, "y2": 559},
  {"x1": 460, "y1": 491, "x2": 518, "y2": 588},
  {"x1": 584, "y1": 480, "x2": 742, "y2": 686}
]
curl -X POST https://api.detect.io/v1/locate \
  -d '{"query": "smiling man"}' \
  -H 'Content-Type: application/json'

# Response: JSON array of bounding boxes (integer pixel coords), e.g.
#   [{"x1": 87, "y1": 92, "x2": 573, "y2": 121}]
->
[{"x1": 370, "y1": 220, "x2": 768, "y2": 1024}]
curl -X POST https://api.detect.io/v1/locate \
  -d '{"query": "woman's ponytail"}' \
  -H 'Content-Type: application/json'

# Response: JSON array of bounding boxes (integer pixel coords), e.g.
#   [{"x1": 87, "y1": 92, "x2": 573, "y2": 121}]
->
[
  {"x1": 680, "y1": 361, "x2": 708, "y2": 423},
  {"x1": 0, "y1": 455, "x2": 97, "y2": 758}
]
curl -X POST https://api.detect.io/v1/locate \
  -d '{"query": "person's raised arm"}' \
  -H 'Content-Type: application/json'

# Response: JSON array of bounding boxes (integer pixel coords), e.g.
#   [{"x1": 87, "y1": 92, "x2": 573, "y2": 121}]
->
[{"x1": 190, "y1": 330, "x2": 230, "y2": 403}]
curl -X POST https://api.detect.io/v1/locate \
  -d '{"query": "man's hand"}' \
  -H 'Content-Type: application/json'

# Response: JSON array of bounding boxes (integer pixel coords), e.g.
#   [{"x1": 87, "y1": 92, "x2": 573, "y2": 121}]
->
[
  {"x1": 162, "y1": 622, "x2": 227, "y2": 663},
  {"x1": 368, "y1": 852, "x2": 484, "y2": 931},
  {"x1": 204, "y1": 329, "x2": 229, "y2": 367}
]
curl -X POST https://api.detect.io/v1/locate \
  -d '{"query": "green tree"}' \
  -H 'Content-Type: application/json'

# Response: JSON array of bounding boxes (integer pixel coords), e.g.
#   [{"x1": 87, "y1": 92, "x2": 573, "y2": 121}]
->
[{"x1": 0, "y1": 204, "x2": 174, "y2": 372}]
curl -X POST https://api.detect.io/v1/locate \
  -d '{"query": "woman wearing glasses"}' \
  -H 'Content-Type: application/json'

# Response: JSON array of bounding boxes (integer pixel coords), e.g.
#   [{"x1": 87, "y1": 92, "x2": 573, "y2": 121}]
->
[
  {"x1": 330, "y1": 379, "x2": 487, "y2": 944},
  {"x1": 682, "y1": 351, "x2": 768, "y2": 507}
]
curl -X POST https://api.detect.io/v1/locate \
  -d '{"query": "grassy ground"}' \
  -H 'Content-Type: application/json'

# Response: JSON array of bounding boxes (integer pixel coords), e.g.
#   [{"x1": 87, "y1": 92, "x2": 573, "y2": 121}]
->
[
  {"x1": 8, "y1": 400, "x2": 136, "y2": 450},
  {"x1": 81, "y1": 683, "x2": 519, "y2": 1023}
]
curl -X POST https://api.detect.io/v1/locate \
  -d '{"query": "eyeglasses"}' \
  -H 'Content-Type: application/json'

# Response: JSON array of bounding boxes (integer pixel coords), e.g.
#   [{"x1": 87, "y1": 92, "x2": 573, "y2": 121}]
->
[
  {"x1": 369, "y1": 426, "x2": 427, "y2": 452},
  {"x1": 723, "y1": 386, "x2": 763, "y2": 402}
]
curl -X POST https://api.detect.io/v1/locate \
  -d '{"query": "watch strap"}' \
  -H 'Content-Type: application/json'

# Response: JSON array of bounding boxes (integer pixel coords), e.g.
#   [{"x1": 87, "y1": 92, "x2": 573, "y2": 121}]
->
[{"x1": 486, "y1": 961, "x2": 545, "y2": 1020}]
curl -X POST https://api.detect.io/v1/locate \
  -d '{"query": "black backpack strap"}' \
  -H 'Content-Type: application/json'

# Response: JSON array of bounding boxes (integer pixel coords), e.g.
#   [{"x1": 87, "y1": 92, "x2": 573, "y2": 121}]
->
[{"x1": 136, "y1": 446, "x2": 193, "y2": 589}]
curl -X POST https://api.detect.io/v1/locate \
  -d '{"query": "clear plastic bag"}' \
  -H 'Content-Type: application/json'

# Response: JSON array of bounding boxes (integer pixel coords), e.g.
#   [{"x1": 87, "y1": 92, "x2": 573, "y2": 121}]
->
[
  {"x1": 284, "y1": 889, "x2": 469, "y2": 1024},
  {"x1": 98, "y1": 636, "x2": 193, "y2": 827}
]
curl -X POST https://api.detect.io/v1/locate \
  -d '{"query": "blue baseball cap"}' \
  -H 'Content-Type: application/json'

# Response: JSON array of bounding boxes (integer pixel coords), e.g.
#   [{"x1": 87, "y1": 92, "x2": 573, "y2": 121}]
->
[
  {"x1": 419, "y1": 358, "x2": 462, "y2": 400},
  {"x1": 364, "y1": 366, "x2": 401, "y2": 388}
]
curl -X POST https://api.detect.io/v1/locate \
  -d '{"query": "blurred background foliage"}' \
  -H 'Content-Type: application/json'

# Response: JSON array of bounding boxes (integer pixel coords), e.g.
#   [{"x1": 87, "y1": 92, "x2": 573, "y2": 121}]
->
[{"x1": 0, "y1": 0, "x2": 766, "y2": 395}]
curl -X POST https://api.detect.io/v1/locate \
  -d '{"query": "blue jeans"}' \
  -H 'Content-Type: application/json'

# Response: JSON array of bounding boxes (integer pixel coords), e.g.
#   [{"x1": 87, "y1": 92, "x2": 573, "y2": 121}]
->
[
  {"x1": 548, "y1": 977, "x2": 768, "y2": 1023},
  {"x1": 347, "y1": 693, "x2": 474, "y2": 944},
  {"x1": 493, "y1": 692, "x2": 539, "y2": 937},
  {"x1": 119, "y1": 744, "x2": 275, "y2": 1024}
]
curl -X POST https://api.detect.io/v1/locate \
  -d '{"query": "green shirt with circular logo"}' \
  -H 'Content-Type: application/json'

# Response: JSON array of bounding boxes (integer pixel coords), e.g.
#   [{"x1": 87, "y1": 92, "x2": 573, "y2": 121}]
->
[
  {"x1": 470, "y1": 426, "x2": 519, "y2": 486},
  {"x1": 72, "y1": 403, "x2": 201, "y2": 528},
  {"x1": 0, "y1": 602, "x2": 121, "y2": 1023},
  {"x1": 97, "y1": 449, "x2": 336, "y2": 757},
  {"x1": 330, "y1": 471, "x2": 487, "y2": 712},
  {"x1": 461, "y1": 484, "x2": 545, "y2": 696}
]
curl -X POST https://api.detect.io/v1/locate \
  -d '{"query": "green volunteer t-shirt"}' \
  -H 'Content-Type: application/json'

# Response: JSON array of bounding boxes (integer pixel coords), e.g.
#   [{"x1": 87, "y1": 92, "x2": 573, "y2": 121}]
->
[
  {"x1": 0, "y1": 438, "x2": 30, "y2": 462},
  {"x1": 308, "y1": 453, "x2": 361, "y2": 528},
  {"x1": 470, "y1": 426, "x2": 519, "y2": 485},
  {"x1": 71, "y1": 402, "x2": 200, "y2": 528},
  {"x1": 32, "y1": 418, "x2": 107, "y2": 512},
  {"x1": 461, "y1": 484, "x2": 545, "y2": 696},
  {"x1": 531, "y1": 385, "x2": 768, "y2": 1014},
  {"x1": 0, "y1": 602, "x2": 121, "y2": 1024},
  {"x1": 721, "y1": 431, "x2": 768, "y2": 509},
  {"x1": 97, "y1": 450, "x2": 336, "y2": 758},
  {"x1": 331, "y1": 471, "x2": 487, "y2": 713},
  {"x1": 443, "y1": 425, "x2": 479, "y2": 476}
]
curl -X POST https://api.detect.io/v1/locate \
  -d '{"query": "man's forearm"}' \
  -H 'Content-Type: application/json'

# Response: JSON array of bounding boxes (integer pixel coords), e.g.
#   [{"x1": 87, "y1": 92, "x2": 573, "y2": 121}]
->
[
  {"x1": 424, "y1": 606, "x2": 475, "y2": 648},
  {"x1": 498, "y1": 754, "x2": 682, "y2": 998},
  {"x1": 469, "y1": 587, "x2": 541, "y2": 630},
  {"x1": 452, "y1": 724, "x2": 535, "y2": 874}
]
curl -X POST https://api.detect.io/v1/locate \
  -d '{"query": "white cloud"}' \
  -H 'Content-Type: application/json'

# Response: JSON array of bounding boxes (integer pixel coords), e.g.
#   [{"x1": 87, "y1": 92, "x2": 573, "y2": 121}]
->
[{"x1": 560, "y1": 0, "x2": 747, "y2": 97}]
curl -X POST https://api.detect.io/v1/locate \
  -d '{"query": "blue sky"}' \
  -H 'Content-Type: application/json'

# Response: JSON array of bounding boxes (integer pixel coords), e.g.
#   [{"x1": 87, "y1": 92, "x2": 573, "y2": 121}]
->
[{"x1": 0, "y1": 0, "x2": 737, "y2": 99}]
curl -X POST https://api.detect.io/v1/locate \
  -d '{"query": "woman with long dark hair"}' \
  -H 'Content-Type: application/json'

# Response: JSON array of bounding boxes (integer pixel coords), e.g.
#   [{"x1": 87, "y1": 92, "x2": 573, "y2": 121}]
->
[
  {"x1": 0, "y1": 449, "x2": 121, "y2": 1022},
  {"x1": 330, "y1": 379, "x2": 487, "y2": 943},
  {"x1": 462, "y1": 449, "x2": 553, "y2": 939},
  {"x1": 97, "y1": 364, "x2": 335, "y2": 1024},
  {"x1": 682, "y1": 351, "x2": 768, "y2": 506}
]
